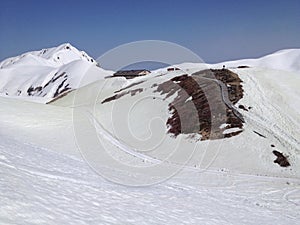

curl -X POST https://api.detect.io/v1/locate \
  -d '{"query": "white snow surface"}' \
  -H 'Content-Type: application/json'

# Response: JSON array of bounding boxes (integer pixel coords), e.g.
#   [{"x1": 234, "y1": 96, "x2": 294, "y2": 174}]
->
[
  {"x1": 215, "y1": 49, "x2": 300, "y2": 73},
  {"x1": 0, "y1": 45, "x2": 300, "y2": 224},
  {"x1": 154, "y1": 49, "x2": 300, "y2": 74},
  {"x1": 0, "y1": 43, "x2": 112, "y2": 103},
  {"x1": 1, "y1": 133, "x2": 300, "y2": 225}
]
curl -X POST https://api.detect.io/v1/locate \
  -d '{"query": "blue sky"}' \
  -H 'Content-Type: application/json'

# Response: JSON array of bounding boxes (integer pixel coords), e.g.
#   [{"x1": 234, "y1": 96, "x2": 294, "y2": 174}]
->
[{"x1": 0, "y1": 0, "x2": 299, "y2": 63}]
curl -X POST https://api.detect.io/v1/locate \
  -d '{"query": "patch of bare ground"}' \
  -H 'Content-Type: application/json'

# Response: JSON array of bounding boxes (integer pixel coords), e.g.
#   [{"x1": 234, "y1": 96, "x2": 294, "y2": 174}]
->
[
  {"x1": 46, "y1": 90, "x2": 73, "y2": 104},
  {"x1": 27, "y1": 86, "x2": 43, "y2": 96},
  {"x1": 27, "y1": 71, "x2": 72, "y2": 102},
  {"x1": 114, "y1": 81, "x2": 145, "y2": 93},
  {"x1": 101, "y1": 88, "x2": 143, "y2": 104},
  {"x1": 155, "y1": 69, "x2": 244, "y2": 140},
  {"x1": 101, "y1": 69, "x2": 244, "y2": 141},
  {"x1": 53, "y1": 79, "x2": 71, "y2": 98},
  {"x1": 273, "y1": 150, "x2": 290, "y2": 167},
  {"x1": 237, "y1": 65, "x2": 250, "y2": 68},
  {"x1": 238, "y1": 104, "x2": 248, "y2": 111},
  {"x1": 210, "y1": 69, "x2": 244, "y2": 104}
]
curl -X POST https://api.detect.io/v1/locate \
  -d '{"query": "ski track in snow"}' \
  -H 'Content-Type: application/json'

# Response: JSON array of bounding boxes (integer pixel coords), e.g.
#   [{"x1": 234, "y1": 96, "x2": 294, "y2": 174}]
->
[
  {"x1": 237, "y1": 69, "x2": 300, "y2": 154},
  {"x1": 1, "y1": 135, "x2": 300, "y2": 225},
  {"x1": 88, "y1": 111, "x2": 162, "y2": 165}
]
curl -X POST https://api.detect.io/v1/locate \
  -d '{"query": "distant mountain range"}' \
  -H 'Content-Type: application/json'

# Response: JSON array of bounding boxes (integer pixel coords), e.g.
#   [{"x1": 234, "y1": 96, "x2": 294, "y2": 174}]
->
[{"x1": 0, "y1": 44, "x2": 299, "y2": 103}]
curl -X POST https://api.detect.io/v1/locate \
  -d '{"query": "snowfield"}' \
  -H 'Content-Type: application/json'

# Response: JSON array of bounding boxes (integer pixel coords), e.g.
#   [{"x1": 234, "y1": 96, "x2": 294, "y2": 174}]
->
[
  {"x1": 1, "y1": 134, "x2": 300, "y2": 225},
  {"x1": 0, "y1": 45, "x2": 300, "y2": 224}
]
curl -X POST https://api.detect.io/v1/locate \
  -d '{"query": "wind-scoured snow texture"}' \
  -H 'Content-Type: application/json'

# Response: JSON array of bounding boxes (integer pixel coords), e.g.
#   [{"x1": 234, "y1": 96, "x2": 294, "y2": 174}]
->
[{"x1": 0, "y1": 43, "x2": 112, "y2": 103}]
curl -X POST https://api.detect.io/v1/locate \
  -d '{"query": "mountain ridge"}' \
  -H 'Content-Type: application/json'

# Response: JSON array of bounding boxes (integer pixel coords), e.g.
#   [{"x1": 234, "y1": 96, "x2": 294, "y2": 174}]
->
[
  {"x1": 0, "y1": 43, "x2": 112, "y2": 103},
  {"x1": 0, "y1": 44, "x2": 299, "y2": 104}
]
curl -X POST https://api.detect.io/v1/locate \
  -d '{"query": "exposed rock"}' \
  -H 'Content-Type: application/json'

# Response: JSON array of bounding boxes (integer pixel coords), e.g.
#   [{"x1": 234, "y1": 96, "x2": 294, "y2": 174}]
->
[{"x1": 272, "y1": 150, "x2": 290, "y2": 167}]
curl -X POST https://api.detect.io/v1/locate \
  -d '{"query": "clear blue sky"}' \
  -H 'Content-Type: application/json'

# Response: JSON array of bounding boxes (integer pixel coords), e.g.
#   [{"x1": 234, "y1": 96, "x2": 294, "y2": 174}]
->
[{"x1": 0, "y1": 0, "x2": 299, "y2": 63}]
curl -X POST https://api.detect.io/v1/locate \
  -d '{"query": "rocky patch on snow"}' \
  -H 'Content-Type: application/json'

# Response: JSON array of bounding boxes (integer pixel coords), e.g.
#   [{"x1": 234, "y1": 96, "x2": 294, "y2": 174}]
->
[
  {"x1": 102, "y1": 69, "x2": 245, "y2": 141},
  {"x1": 273, "y1": 150, "x2": 290, "y2": 167}
]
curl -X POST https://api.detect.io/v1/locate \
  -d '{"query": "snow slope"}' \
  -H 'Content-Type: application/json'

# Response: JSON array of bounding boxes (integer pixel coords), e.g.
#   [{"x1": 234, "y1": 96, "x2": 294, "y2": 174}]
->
[
  {"x1": 0, "y1": 45, "x2": 300, "y2": 224},
  {"x1": 46, "y1": 47, "x2": 300, "y2": 180},
  {"x1": 215, "y1": 49, "x2": 300, "y2": 73},
  {"x1": 52, "y1": 67, "x2": 299, "y2": 180},
  {"x1": 1, "y1": 133, "x2": 299, "y2": 224},
  {"x1": 156, "y1": 49, "x2": 300, "y2": 74},
  {"x1": 0, "y1": 43, "x2": 112, "y2": 103}
]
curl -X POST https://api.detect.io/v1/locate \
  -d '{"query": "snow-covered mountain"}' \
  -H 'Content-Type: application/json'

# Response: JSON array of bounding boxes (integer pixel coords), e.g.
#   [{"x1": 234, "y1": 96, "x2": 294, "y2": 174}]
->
[
  {"x1": 1, "y1": 45, "x2": 300, "y2": 224},
  {"x1": 0, "y1": 43, "x2": 112, "y2": 103},
  {"x1": 0, "y1": 45, "x2": 299, "y2": 174},
  {"x1": 1, "y1": 46, "x2": 299, "y2": 104}
]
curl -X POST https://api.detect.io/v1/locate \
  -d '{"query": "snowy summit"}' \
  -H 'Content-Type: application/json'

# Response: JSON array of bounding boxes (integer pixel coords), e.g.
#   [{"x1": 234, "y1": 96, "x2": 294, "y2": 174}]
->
[{"x1": 0, "y1": 43, "x2": 112, "y2": 103}]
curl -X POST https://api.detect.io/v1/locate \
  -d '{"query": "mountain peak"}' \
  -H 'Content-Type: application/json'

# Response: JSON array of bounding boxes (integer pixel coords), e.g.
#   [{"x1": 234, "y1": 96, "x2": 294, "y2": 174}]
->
[
  {"x1": 34, "y1": 42, "x2": 97, "y2": 66},
  {"x1": 0, "y1": 44, "x2": 110, "y2": 103},
  {"x1": 0, "y1": 43, "x2": 97, "y2": 69}
]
